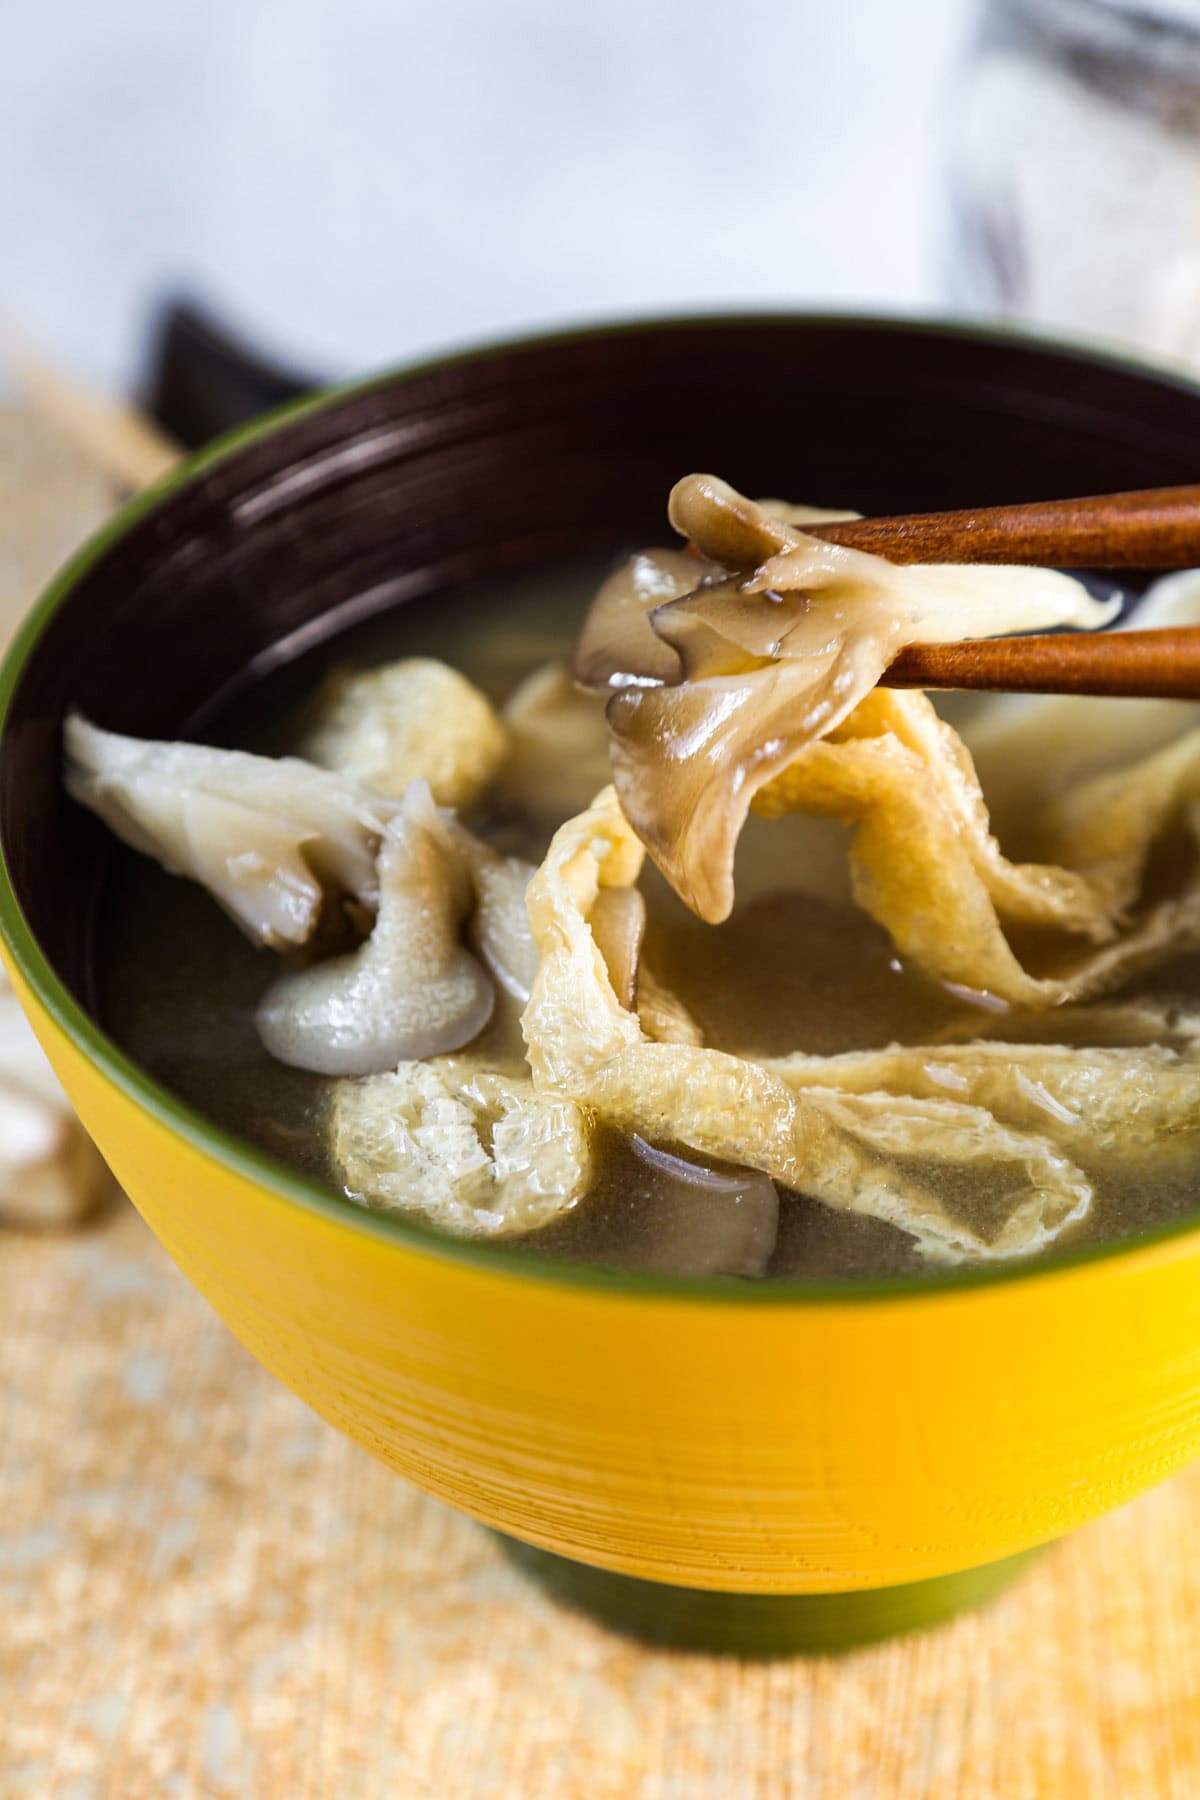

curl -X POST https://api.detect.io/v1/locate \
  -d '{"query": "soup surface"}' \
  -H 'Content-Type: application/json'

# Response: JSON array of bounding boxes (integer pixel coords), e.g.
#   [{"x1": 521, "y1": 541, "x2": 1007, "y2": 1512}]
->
[{"x1": 95, "y1": 549, "x2": 1200, "y2": 1282}]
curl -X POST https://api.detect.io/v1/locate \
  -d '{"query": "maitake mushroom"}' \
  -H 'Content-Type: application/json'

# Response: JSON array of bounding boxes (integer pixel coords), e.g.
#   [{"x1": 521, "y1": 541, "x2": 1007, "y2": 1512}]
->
[
  {"x1": 65, "y1": 714, "x2": 392, "y2": 947},
  {"x1": 66, "y1": 672, "x2": 546, "y2": 1086},
  {"x1": 257, "y1": 781, "x2": 496, "y2": 1076},
  {"x1": 576, "y1": 475, "x2": 1118, "y2": 922},
  {"x1": 626, "y1": 1136, "x2": 780, "y2": 1278}
]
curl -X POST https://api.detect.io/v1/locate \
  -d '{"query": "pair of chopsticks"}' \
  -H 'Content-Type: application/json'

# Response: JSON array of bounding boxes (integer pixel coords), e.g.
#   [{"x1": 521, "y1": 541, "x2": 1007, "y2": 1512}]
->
[{"x1": 808, "y1": 488, "x2": 1200, "y2": 698}]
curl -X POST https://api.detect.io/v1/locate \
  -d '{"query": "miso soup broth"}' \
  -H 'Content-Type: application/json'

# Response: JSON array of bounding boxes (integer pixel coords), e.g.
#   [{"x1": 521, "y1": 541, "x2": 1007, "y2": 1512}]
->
[{"x1": 84, "y1": 479, "x2": 1200, "y2": 1282}]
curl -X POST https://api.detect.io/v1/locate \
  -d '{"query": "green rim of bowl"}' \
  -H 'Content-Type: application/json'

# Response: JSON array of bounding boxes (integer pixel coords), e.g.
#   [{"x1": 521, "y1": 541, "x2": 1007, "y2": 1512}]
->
[{"x1": 6, "y1": 308, "x2": 1200, "y2": 1307}]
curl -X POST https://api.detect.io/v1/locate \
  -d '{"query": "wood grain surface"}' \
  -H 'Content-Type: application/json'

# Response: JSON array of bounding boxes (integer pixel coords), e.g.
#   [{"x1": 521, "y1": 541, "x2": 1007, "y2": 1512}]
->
[
  {"x1": 3, "y1": 1195, "x2": 1200, "y2": 1800},
  {"x1": 807, "y1": 485, "x2": 1200, "y2": 568},
  {"x1": 883, "y1": 627, "x2": 1200, "y2": 699}
]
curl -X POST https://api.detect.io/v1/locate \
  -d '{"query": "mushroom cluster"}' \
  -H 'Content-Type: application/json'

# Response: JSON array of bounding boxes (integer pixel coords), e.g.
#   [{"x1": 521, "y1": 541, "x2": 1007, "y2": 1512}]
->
[
  {"x1": 64, "y1": 662, "x2": 594, "y2": 1242},
  {"x1": 65, "y1": 698, "x2": 538, "y2": 1083},
  {"x1": 575, "y1": 475, "x2": 1118, "y2": 922}
]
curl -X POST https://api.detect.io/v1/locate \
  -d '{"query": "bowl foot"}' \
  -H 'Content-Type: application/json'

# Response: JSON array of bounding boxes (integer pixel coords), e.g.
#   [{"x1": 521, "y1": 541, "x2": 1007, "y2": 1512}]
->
[{"x1": 497, "y1": 1536, "x2": 1044, "y2": 1655}]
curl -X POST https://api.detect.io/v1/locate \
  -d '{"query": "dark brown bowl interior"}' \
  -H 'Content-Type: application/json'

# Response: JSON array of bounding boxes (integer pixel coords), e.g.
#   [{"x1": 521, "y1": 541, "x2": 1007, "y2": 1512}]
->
[{"x1": 6, "y1": 314, "x2": 1200, "y2": 1012}]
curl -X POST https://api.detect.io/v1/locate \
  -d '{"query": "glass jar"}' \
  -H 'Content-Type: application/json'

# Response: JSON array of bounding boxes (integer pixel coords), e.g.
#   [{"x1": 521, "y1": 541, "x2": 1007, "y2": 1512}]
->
[{"x1": 946, "y1": 0, "x2": 1200, "y2": 365}]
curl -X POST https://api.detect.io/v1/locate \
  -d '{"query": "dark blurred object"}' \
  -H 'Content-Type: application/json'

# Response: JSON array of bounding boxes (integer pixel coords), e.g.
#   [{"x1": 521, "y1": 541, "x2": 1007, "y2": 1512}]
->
[{"x1": 140, "y1": 301, "x2": 321, "y2": 448}]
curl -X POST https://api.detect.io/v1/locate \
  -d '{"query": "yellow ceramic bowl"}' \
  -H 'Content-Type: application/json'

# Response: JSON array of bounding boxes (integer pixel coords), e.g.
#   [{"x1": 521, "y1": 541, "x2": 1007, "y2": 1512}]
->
[{"x1": 5, "y1": 317, "x2": 1200, "y2": 1653}]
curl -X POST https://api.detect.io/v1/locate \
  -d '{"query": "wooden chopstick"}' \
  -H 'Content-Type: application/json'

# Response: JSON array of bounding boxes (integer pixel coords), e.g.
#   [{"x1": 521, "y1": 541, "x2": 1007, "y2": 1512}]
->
[
  {"x1": 804, "y1": 486, "x2": 1200, "y2": 568},
  {"x1": 801, "y1": 483, "x2": 1200, "y2": 697},
  {"x1": 883, "y1": 628, "x2": 1200, "y2": 698}
]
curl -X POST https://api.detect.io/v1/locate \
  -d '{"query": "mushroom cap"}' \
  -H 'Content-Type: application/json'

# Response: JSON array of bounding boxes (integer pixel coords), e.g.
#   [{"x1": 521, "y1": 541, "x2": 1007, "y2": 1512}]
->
[
  {"x1": 64, "y1": 715, "x2": 392, "y2": 946},
  {"x1": 257, "y1": 782, "x2": 495, "y2": 1077}
]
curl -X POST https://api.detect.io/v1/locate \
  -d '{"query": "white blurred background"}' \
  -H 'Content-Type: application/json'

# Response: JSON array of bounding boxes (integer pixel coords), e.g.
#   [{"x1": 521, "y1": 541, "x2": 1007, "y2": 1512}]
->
[{"x1": 1, "y1": 0, "x2": 972, "y2": 388}]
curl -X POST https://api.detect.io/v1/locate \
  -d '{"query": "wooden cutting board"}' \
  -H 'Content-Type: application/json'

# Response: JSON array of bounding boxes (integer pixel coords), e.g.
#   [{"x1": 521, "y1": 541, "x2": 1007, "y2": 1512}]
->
[{"x1": 3, "y1": 1194, "x2": 1200, "y2": 1800}]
